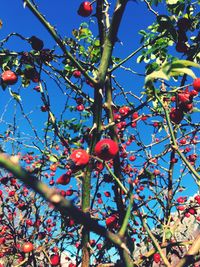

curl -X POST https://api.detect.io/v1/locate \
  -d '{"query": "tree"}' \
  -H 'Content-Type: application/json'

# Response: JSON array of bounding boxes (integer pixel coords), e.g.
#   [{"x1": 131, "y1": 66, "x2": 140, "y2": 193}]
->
[{"x1": 0, "y1": 0, "x2": 200, "y2": 266}]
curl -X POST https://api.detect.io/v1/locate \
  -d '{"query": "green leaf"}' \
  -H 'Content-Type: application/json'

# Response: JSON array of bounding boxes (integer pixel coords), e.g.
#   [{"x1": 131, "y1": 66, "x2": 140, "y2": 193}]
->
[
  {"x1": 166, "y1": 0, "x2": 179, "y2": 4},
  {"x1": 171, "y1": 60, "x2": 200, "y2": 69},
  {"x1": 94, "y1": 40, "x2": 100, "y2": 47},
  {"x1": 170, "y1": 68, "x2": 197, "y2": 79},
  {"x1": 138, "y1": 168, "x2": 155, "y2": 180},
  {"x1": 49, "y1": 155, "x2": 59, "y2": 163},
  {"x1": 145, "y1": 70, "x2": 169, "y2": 83},
  {"x1": 192, "y1": 108, "x2": 200, "y2": 113},
  {"x1": 165, "y1": 230, "x2": 172, "y2": 240}
]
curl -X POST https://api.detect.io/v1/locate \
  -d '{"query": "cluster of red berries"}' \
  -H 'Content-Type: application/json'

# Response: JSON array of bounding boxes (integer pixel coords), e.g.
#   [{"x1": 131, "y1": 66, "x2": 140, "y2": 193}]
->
[
  {"x1": 170, "y1": 78, "x2": 200, "y2": 124},
  {"x1": 56, "y1": 139, "x2": 118, "y2": 184}
]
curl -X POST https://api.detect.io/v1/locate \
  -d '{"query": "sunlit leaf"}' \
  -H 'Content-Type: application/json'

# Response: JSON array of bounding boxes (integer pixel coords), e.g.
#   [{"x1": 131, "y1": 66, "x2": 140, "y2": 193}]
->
[
  {"x1": 171, "y1": 60, "x2": 200, "y2": 69},
  {"x1": 166, "y1": 0, "x2": 179, "y2": 4},
  {"x1": 170, "y1": 67, "x2": 197, "y2": 79},
  {"x1": 49, "y1": 155, "x2": 59, "y2": 163},
  {"x1": 145, "y1": 70, "x2": 169, "y2": 83}
]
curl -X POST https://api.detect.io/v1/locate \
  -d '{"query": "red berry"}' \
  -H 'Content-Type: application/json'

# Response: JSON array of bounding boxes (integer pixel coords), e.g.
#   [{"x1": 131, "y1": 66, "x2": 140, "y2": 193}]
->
[
  {"x1": 188, "y1": 208, "x2": 196, "y2": 215},
  {"x1": 153, "y1": 169, "x2": 160, "y2": 176},
  {"x1": 106, "y1": 215, "x2": 118, "y2": 229},
  {"x1": 1, "y1": 70, "x2": 18, "y2": 85},
  {"x1": 177, "y1": 197, "x2": 185, "y2": 204},
  {"x1": 94, "y1": 139, "x2": 119, "y2": 161},
  {"x1": 194, "y1": 195, "x2": 200, "y2": 204},
  {"x1": 119, "y1": 106, "x2": 130, "y2": 116},
  {"x1": 77, "y1": 2, "x2": 93, "y2": 17},
  {"x1": 181, "y1": 103, "x2": 193, "y2": 113},
  {"x1": 171, "y1": 157, "x2": 178, "y2": 163},
  {"x1": 66, "y1": 189, "x2": 73, "y2": 196},
  {"x1": 56, "y1": 173, "x2": 71, "y2": 185},
  {"x1": 153, "y1": 253, "x2": 161, "y2": 263},
  {"x1": 179, "y1": 138, "x2": 186, "y2": 145},
  {"x1": 193, "y1": 78, "x2": 200, "y2": 92},
  {"x1": 178, "y1": 91, "x2": 191, "y2": 104},
  {"x1": 73, "y1": 70, "x2": 81, "y2": 78},
  {"x1": 41, "y1": 105, "x2": 49, "y2": 112},
  {"x1": 104, "y1": 191, "x2": 111, "y2": 197},
  {"x1": 129, "y1": 155, "x2": 136, "y2": 161},
  {"x1": 190, "y1": 89, "x2": 198, "y2": 97},
  {"x1": 153, "y1": 122, "x2": 159, "y2": 127},
  {"x1": 177, "y1": 206, "x2": 185, "y2": 211},
  {"x1": 50, "y1": 164, "x2": 57, "y2": 172},
  {"x1": 141, "y1": 115, "x2": 148, "y2": 121},
  {"x1": 69, "y1": 149, "x2": 90, "y2": 171},
  {"x1": 170, "y1": 108, "x2": 184, "y2": 124},
  {"x1": 21, "y1": 242, "x2": 34, "y2": 253},
  {"x1": 76, "y1": 104, "x2": 85, "y2": 111},
  {"x1": 132, "y1": 112, "x2": 139, "y2": 120},
  {"x1": 188, "y1": 154, "x2": 197, "y2": 162},
  {"x1": 50, "y1": 254, "x2": 60, "y2": 266}
]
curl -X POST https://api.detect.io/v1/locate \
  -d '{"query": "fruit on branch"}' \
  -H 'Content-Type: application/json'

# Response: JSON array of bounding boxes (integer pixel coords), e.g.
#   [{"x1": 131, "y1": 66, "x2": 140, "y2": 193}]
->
[
  {"x1": 190, "y1": 90, "x2": 198, "y2": 97},
  {"x1": 94, "y1": 139, "x2": 119, "y2": 161},
  {"x1": 153, "y1": 169, "x2": 160, "y2": 176},
  {"x1": 56, "y1": 173, "x2": 71, "y2": 185},
  {"x1": 1, "y1": 70, "x2": 18, "y2": 85},
  {"x1": 73, "y1": 70, "x2": 81, "y2": 78},
  {"x1": 193, "y1": 78, "x2": 200, "y2": 92},
  {"x1": 129, "y1": 155, "x2": 136, "y2": 161},
  {"x1": 40, "y1": 105, "x2": 49, "y2": 112},
  {"x1": 194, "y1": 195, "x2": 200, "y2": 204},
  {"x1": 106, "y1": 214, "x2": 118, "y2": 229},
  {"x1": 178, "y1": 90, "x2": 191, "y2": 104},
  {"x1": 50, "y1": 254, "x2": 60, "y2": 266},
  {"x1": 169, "y1": 107, "x2": 184, "y2": 124},
  {"x1": 153, "y1": 253, "x2": 161, "y2": 263},
  {"x1": 180, "y1": 102, "x2": 193, "y2": 112},
  {"x1": 29, "y1": 36, "x2": 44, "y2": 51},
  {"x1": 21, "y1": 242, "x2": 34, "y2": 253},
  {"x1": 119, "y1": 106, "x2": 130, "y2": 116},
  {"x1": 76, "y1": 104, "x2": 85, "y2": 111},
  {"x1": 132, "y1": 112, "x2": 139, "y2": 120},
  {"x1": 77, "y1": 1, "x2": 93, "y2": 17},
  {"x1": 69, "y1": 149, "x2": 90, "y2": 172}
]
